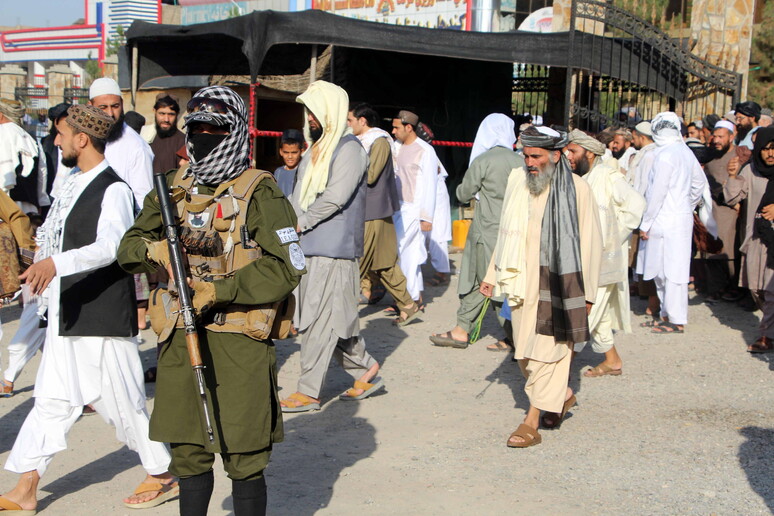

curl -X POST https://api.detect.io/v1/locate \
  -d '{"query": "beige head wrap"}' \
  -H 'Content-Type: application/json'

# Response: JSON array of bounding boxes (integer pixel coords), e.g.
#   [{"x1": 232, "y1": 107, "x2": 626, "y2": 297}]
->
[
  {"x1": 0, "y1": 98, "x2": 25, "y2": 124},
  {"x1": 296, "y1": 80, "x2": 350, "y2": 211},
  {"x1": 568, "y1": 129, "x2": 606, "y2": 156},
  {"x1": 66, "y1": 104, "x2": 115, "y2": 140}
]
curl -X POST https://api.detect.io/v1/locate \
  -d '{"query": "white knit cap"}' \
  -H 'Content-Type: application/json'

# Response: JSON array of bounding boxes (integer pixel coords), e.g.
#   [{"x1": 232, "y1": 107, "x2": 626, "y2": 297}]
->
[
  {"x1": 634, "y1": 121, "x2": 652, "y2": 136},
  {"x1": 715, "y1": 120, "x2": 736, "y2": 133},
  {"x1": 89, "y1": 77, "x2": 121, "y2": 99}
]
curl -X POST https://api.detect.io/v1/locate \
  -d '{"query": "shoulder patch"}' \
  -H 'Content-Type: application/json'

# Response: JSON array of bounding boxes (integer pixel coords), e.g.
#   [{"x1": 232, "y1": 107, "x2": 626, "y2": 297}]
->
[
  {"x1": 288, "y1": 242, "x2": 305, "y2": 271},
  {"x1": 276, "y1": 227, "x2": 299, "y2": 244}
]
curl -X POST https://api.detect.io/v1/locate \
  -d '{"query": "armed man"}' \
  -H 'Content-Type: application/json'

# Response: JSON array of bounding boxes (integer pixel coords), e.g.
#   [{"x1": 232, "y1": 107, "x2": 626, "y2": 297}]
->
[{"x1": 118, "y1": 86, "x2": 304, "y2": 516}]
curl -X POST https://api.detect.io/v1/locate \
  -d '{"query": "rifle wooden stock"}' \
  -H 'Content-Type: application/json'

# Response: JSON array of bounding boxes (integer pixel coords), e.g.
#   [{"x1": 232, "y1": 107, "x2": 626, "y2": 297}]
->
[{"x1": 153, "y1": 171, "x2": 214, "y2": 443}]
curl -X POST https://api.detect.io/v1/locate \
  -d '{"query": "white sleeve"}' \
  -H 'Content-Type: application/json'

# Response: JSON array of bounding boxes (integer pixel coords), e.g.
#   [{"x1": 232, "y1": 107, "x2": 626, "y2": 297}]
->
[
  {"x1": 128, "y1": 144, "x2": 154, "y2": 210},
  {"x1": 51, "y1": 182, "x2": 135, "y2": 277},
  {"x1": 418, "y1": 149, "x2": 438, "y2": 223},
  {"x1": 37, "y1": 143, "x2": 51, "y2": 208}
]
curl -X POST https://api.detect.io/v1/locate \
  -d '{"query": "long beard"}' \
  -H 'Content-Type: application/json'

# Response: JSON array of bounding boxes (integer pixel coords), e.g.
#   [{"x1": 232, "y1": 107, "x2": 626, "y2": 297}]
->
[
  {"x1": 736, "y1": 125, "x2": 751, "y2": 143},
  {"x1": 612, "y1": 147, "x2": 627, "y2": 160},
  {"x1": 575, "y1": 156, "x2": 590, "y2": 176},
  {"x1": 106, "y1": 113, "x2": 126, "y2": 143},
  {"x1": 310, "y1": 126, "x2": 323, "y2": 143},
  {"x1": 525, "y1": 161, "x2": 556, "y2": 195},
  {"x1": 710, "y1": 142, "x2": 731, "y2": 160}
]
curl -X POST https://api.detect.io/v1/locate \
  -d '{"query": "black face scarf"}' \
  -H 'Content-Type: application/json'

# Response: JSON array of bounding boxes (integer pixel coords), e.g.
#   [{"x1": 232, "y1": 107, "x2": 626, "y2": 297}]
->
[
  {"x1": 750, "y1": 127, "x2": 774, "y2": 266},
  {"x1": 188, "y1": 133, "x2": 228, "y2": 163}
]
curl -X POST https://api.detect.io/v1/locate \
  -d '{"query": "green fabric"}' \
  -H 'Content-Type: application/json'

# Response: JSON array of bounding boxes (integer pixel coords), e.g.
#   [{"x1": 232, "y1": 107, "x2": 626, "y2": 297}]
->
[
  {"x1": 118, "y1": 171, "x2": 301, "y2": 453},
  {"x1": 455, "y1": 147, "x2": 524, "y2": 295},
  {"x1": 170, "y1": 443, "x2": 270, "y2": 480}
]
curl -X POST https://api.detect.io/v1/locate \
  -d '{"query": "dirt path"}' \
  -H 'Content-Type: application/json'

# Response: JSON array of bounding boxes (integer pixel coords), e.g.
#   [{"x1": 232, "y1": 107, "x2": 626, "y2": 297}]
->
[{"x1": 0, "y1": 255, "x2": 771, "y2": 515}]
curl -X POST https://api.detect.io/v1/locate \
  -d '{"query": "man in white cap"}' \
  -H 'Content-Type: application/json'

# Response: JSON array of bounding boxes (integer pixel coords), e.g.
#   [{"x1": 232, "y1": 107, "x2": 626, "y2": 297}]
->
[
  {"x1": 703, "y1": 120, "x2": 740, "y2": 302},
  {"x1": 88, "y1": 77, "x2": 154, "y2": 210},
  {"x1": 637, "y1": 112, "x2": 708, "y2": 334},
  {"x1": 566, "y1": 130, "x2": 645, "y2": 377}
]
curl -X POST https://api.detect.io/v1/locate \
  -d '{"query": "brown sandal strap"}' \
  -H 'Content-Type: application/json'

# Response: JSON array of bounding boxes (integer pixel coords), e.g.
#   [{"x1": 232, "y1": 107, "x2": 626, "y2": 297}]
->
[{"x1": 0, "y1": 496, "x2": 23, "y2": 511}]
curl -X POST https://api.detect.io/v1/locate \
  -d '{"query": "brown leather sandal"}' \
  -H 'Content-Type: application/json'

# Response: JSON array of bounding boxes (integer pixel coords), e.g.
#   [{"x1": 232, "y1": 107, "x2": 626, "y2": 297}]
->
[
  {"x1": 541, "y1": 394, "x2": 577, "y2": 429},
  {"x1": 748, "y1": 336, "x2": 774, "y2": 353},
  {"x1": 506, "y1": 424, "x2": 542, "y2": 448}
]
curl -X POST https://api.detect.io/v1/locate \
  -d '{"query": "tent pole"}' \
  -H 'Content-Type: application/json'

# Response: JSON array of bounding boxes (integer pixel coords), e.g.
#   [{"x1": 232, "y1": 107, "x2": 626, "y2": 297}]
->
[
  {"x1": 131, "y1": 45, "x2": 139, "y2": 110},
  {"x1": 310, "y1": 44, "x2": 318, "y2": 84}
]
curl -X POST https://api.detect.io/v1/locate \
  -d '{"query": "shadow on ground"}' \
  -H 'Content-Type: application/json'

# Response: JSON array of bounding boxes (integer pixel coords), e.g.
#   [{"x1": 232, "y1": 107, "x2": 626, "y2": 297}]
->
[{"x1": 738, "y1": 426, "x2": 774, "y2": 514}]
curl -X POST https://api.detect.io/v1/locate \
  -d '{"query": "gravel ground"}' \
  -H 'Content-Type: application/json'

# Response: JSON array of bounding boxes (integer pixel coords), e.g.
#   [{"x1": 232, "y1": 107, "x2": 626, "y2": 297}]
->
[{"x1": 0, "y1": 254, "x2": 771, "y2": 515}]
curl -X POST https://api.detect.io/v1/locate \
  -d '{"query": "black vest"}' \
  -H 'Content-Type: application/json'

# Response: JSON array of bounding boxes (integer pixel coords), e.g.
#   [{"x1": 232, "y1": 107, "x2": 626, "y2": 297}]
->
[
  {"x1": 59, "y1": 167, "x2": 137, "y2": 337},
  {"x1": 10, "y1": 154, "x2": 40, "y2": 210},
  {"x1": 365, "y1": 137, "x2": 400, "y2": 221}
]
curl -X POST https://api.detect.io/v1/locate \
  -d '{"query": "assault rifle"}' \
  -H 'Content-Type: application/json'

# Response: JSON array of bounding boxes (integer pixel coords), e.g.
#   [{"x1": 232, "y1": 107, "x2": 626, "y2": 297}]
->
[{"x1": 153, "y1": 172, "x2": 215, "y2": 443}]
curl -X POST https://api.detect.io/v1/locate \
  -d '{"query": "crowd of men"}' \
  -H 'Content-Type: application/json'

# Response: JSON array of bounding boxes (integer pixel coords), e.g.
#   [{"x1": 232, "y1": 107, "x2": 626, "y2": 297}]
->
[{"x1": 0, "y1": 77, "x2": 771, "y2": 513}]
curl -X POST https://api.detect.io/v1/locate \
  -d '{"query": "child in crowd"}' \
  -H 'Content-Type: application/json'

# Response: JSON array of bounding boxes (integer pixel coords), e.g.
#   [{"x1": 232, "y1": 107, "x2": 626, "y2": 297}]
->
[{"x1": 274, "y1": 128, "x2": 304, "y2": 198}]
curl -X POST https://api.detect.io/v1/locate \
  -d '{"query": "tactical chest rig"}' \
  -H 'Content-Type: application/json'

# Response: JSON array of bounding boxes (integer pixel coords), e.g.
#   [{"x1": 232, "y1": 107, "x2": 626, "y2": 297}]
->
[{"x1": 150, "y1": 166, "x2": 293, "y2": 342}]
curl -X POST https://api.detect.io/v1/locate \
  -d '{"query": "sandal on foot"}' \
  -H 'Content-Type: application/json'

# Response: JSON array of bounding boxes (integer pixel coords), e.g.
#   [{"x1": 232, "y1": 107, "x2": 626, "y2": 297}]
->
[
  {"x1": 0, "y1": 381, "x2": 13, "y2": 398},
  {"x1": 383, "y1": 304, "x2": 399, "y2": 316},
  {"x1": 651, "y1": 321, "x2": 684, "y2": 334},
  {"x1": 124, "y1": 480, "x2": 179, "y2": 509},
  {"x1": 427, "y1": 273, "x2": 450, "y2": 287},
  {"x1": 358, "y1": 292, "x2": 371, "y2": 305},
  {"x1": 394, "y1": 303, "x2": 422, "y2": 327},
  {"x1": 486, "y1": 338, "x2": 514, "y2": 352},
  {"x1": 339, "y1": 377, "x2": 384, "y2": 400},
  {"x1": 369, "y1": 285, "x2": 386, "y2": 305},
  {"x1": 748, "y1": 336, "x2": 774, "y2": 353},
  {"x1": 0, "y1": 496, "x2": 35, "y2": 515},
  {"x1": 583, "y1": 363, "x2": 622, "y2": 378},
  {"x1": 281, "y1": 392, "x2": 321, "y2": 413},
  {"x1": 506, "y1": 424, "x2": 542, "y2": 448},
  {"x1": 639, "y1": 319, "x2": 660, "y2": 328},
  {"x1": 541, "y1": 394, "x2": 577, "y2": 429},
  {"x1": 429, "y1": 331, "x2": 469, "y2": 349}
]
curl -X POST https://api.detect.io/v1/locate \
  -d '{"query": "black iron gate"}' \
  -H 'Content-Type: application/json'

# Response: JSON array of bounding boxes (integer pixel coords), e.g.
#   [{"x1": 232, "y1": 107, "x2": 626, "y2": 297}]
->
[{"x1": 565, "y1": 0, "x2": 742, "y2": 131}]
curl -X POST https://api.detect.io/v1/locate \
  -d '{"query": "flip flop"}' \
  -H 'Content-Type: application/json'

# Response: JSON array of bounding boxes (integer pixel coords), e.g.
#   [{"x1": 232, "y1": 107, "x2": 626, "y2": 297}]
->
[
  {"x1": 639, "y1": 319, "x2": 660, "y2": 328},
  {"x1": 583, "y1": 363, "x2": 622, "y2": 378},
  {"x1": 280, "y1": 392, "x2": 321, "y2": 413},
  {"x1": 486, "y1": 339, "x2": 514, "y2": 352},
  {"x1": 339, "y1": 377, "x2": 384, "y2": 400},
  {"x1": 506, "y1": 424, "x2": 542, "y2": 448},
  {"x1": 124, "y1": 481, "x2": 179, "y2": 509},
  {"x1": 541, "y1": 394, "x2": 577, "y2": 429},
  {"x1": 429, "y1": 331, "x2": 469, "y2": 349},
  {"x1": 394, "y1": 303, "x2": 422, "y2": 327},
  {"x1": 748, "y1": 336, "x2": 774, "y2": 353},
  {"x1": 0, "y1": 496, "x2": 35, "y2": 515},
  {"x1": 651, "y1": 321, "x2": 684, "y2": 334}
]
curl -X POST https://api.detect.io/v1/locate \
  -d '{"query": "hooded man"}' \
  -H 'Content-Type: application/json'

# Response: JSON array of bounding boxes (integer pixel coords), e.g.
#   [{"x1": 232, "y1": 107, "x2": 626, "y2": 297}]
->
[
  {"x1": 281, "y1": 81, "x2": 383, "y2": 412},
  {"x1": 119, "y1": 86, "x2": 303, "y2": 515},
  {"x1": 482, "y1": 126, "x2": 602, "y2": 448},
  {"x1": 566, "y1": 130, "x2": 645, "y2": 377},
  {"x1": 637, "y1": 112, "x2": 708, "y2": 334},
  {"x1": 723, "y1": 127, "x2": 774, "y2": 353},
  {"x1": 430, "y1": 113, "x2": 524, "y2": 350}
]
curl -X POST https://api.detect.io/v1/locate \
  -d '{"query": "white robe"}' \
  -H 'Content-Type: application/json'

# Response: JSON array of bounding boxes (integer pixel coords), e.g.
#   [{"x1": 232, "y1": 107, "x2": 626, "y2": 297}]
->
[
  {"x1": 425, "y1": 162, "x2": 451, "y2": 273},
  {"x1": 393, "y1": 138, "x2": 438, "y2": 300},
  {"x1": 104, "y1": 122, "x2": 155, "y2": 210},
  {"x1": 575, "y1": 159, "x2": 646, "y2": 352},
  {"x1": 637, "y1": 141, "x2": 706, "y2": 284}
]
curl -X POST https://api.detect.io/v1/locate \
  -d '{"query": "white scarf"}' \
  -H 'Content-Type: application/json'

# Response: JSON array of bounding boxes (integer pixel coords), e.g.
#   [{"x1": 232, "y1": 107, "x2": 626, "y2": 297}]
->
[
  {"x1": 470, "y1": 114, "x2": 516, "y2": 165},
  {"x1": 0, "y1": 123, "x2": 38, "y2": 190},
  {"x1": 357, "y1": 127, "x2": 391, "y2": 153}
]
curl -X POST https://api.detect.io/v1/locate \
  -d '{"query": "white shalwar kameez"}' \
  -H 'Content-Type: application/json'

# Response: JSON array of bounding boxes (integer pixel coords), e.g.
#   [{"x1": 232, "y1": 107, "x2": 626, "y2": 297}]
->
[
  {"x1": 5, "y1": 162, "x2": 170, "y2": 477},
  {"x1": 637, "y1": 113, "x2": 707, "y2": 325},
  {"x1": 104, "y1": 123, "x2": 155, "y2": 209},
  {"x1": 393, "y1": 138, "x2": 438, "y2": 301},
  {"x1": 574, "y1": 159, "x2": 646, "y2": 353},
  {"x1": 424, "y1": 162, "x2": 451, "y2": 274}
]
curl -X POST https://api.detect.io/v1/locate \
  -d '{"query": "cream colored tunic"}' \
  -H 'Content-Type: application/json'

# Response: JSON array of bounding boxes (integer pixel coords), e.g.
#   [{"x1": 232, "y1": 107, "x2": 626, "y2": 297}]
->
[{"x1": 486, "y1": 173, "x2": 602, "y2": 364}]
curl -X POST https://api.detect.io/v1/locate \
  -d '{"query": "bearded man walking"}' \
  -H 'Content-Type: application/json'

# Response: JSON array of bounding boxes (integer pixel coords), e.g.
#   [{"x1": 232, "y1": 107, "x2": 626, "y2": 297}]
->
[
  {"x1": 566, "y1": 130, "x2": 645, "y2": 377},
  {"x1": 482, "y1": 126, "x2": 602, "y2": 448}
]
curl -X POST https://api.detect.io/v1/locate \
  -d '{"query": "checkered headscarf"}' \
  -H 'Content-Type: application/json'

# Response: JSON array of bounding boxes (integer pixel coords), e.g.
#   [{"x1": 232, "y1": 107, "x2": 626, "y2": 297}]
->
[{"x1": 184, "y1": 86, "x2": 250, "y2": 185}]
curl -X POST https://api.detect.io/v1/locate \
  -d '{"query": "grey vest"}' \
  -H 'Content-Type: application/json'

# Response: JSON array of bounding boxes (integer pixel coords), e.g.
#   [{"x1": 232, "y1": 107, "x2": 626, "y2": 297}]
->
[
  {"x1": 365, "y1": 136, "x2": 400, "y2": 221},
  {"x1": 301, "y1": 135, "x2": 367, "y2": 259}
]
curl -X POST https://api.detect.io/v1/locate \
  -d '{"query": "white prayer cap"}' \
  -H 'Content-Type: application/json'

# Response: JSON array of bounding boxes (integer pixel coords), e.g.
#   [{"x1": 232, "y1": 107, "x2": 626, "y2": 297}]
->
[
  {"x1": 634, "y1": 121, "x2": 652, "y2": 137},
  {"x1": 723, "y1": 110, "x2": 735, "y2": 121},
  {"x1": 89, "y1": 78, "x2": 121, "y2": 99},
  {"x1": 536, "y1": 125, "x2": 560, "y2": 137},
  {"x1": 714, "y1": 120, "x2": 736, "y2": 133},
  {"x1": 533, "y1": 115, "x2": 544, "y2": 126}
]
